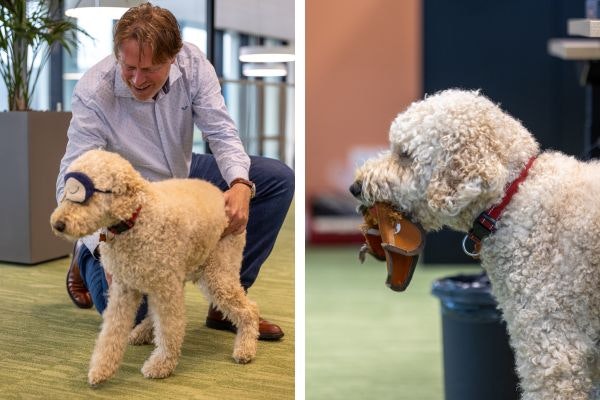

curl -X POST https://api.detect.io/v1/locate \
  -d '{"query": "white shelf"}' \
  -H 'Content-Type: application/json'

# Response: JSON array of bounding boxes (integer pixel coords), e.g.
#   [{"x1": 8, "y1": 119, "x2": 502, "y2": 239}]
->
[
  {"x1": 547, "y1": 38, "x2": 600, "y2": 60},
  {"x1": 568, "y1": 19, "x2": 600, "y2": 37},
  {"x1": 310, "y1": 216, "x2": 363, "y2": 234}
]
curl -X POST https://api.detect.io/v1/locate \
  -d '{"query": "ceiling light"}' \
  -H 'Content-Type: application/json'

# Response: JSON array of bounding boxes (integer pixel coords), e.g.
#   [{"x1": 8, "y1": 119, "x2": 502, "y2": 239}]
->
[
  {"x1": 64, "y1": 0, "x2": 143, "y2": 20},
  {"x1": 239, "y1": 46, "x2": 295, "y2": 63},
  {"x1": 242, "y1": 63, "x2": 287, "y2": 77}
]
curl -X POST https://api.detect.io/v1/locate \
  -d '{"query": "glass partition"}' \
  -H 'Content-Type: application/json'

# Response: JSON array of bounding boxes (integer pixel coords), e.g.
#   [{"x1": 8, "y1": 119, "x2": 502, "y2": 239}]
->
[{"x1": 218, "y1": 78, "x2": 294, "y2": 167}]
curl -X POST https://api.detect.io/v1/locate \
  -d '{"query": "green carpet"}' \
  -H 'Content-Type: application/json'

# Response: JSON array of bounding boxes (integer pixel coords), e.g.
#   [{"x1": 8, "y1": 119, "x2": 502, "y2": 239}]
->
[
  {"x1": 0, "y1": 205, "x2": 294, "y2": 400},
  {"x1": 306, "y1": 246, "x2": 478, "y2": 400}
]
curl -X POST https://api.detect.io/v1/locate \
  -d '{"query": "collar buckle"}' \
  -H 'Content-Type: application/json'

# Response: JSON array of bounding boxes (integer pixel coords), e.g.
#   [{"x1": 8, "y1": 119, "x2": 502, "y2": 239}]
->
[
  {"x1": 472, "y1": 212, "x2": 498, "y2": 241},
  {"x1": 462, "y1": 156, "x2": 537, "y2": 259}
]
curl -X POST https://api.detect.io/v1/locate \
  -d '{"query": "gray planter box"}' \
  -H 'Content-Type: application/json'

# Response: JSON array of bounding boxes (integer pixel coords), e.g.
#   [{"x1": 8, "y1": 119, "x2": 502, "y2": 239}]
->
[{"x1": 0, "y1": 111, "x2": 73, "y2": 264}]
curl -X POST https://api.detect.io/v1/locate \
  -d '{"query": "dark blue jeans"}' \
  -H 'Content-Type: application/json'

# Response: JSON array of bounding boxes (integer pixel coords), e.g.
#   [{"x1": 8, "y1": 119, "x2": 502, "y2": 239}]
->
[{"x1": 78, "y1": 153, "x2": 295, "y2": 320}]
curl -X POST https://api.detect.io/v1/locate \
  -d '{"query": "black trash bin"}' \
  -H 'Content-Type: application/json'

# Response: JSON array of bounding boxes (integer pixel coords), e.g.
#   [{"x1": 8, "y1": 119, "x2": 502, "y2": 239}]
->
[{"x1": 431, "y1": 272, "x2": 521, "y2": 400}]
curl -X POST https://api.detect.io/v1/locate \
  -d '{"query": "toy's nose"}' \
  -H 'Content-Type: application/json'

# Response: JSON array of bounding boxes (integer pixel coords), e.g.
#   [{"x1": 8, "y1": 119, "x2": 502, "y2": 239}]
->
[
  {"x1": 53, "y1": 221, "x2": 66, "y2": 232},
  {"x1": 349, "y1": 181, "x2": 362, "y2": 198}
]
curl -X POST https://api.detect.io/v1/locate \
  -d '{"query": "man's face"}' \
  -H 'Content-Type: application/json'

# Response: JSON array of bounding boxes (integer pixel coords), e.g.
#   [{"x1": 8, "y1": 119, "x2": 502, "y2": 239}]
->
[{"x1": 118, "y1": 38, "x2": 173, "y2": 101}]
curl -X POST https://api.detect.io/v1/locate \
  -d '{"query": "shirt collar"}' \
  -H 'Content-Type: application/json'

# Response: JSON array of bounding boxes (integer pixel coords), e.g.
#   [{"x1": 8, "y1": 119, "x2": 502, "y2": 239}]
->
[{"x1": 113, "y1": 57, "x2": 183, "y2": 100}]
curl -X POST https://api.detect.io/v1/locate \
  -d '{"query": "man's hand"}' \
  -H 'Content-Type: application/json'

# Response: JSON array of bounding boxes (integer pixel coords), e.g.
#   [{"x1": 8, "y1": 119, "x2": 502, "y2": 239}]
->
[{"x1": 223, "y1": 183, "x2": 252, "y2": 236}]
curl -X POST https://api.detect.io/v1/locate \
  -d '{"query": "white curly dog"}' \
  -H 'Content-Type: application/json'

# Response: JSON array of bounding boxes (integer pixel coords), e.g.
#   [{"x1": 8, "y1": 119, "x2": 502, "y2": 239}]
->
[
  {"x1": 351, "y1": 89, "x2": 600, "y2": 399},
  {"x1": 50, "y1": 149, "x2": 259, "y2": 386}
]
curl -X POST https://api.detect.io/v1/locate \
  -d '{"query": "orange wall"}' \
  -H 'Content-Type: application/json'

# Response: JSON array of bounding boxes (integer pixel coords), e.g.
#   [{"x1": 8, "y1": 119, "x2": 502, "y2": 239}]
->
[{"x1": 306, "y1": 0, "x2": 422, "y2": 198}]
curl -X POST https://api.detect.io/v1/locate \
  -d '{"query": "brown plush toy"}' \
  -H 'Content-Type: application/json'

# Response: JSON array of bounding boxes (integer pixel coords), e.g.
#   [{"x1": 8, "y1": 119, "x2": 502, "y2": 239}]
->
[{"x1": 359, "y1": 202, "x2": 426, "y2": 291}]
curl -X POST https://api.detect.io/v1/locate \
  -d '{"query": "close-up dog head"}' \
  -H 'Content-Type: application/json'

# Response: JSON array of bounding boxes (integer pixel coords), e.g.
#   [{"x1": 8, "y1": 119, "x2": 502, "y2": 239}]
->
[
  {"x1": 50, "y1": 150, "x2": 147, "y2": 241},
  {"x1": 351, "y1": 89, "x2": 540, "y2": 233}
]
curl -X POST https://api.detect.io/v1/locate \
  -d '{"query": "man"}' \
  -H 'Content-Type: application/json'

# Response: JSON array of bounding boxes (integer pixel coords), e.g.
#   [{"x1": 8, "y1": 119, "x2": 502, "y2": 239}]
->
[{"x1": 56, "y1": 2, "x2": 294, "y2": 340}]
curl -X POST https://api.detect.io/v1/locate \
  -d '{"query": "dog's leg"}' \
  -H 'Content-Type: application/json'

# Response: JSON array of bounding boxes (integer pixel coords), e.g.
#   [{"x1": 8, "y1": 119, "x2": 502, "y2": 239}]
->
[
  {"x1": 506, "y1": 312, "x2": 595, "y2": 400},
  {"x1": 140, "y1": 282, "x2": 185, "y2": 379},
  {"x1": 88, "y1": 283, "x2": 142, "y2": 385},
  {"x1": 198, "y1": 235, "x2": 259, "y2": 364},
  {"x1": 129, "y1": 316, "x2": 153, "y2": 345}
]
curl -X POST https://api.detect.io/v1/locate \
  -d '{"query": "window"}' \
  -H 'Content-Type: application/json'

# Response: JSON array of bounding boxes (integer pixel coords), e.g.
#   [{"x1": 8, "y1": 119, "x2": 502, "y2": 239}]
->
[{"x1": 58, "y1": 1, "x2": 294, "y2": 167}]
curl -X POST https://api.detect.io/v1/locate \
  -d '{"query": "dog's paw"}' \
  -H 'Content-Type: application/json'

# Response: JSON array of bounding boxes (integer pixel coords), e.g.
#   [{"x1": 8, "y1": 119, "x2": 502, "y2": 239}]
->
[
  {"x1": 232, "y1": 343, "x2": 256, "y2": 364},
  {"x1": 233, "y1": 352, "x2": 254, "y2": 364},
  {"x1": 233, "y1": 354, "x2": 254, "y2": 364},
  {"x1": 129, "y1": 318, "x2": 154, "y2": 345},
  {"x1": 141, "y1": 355, "x2": 176, "y2": 379},
  {"x1": 232, "y1": 323, "x2": 258, "y2": 364},
  {"x1": 88, "y1": 367, "x2": 112, "y2": 386}
]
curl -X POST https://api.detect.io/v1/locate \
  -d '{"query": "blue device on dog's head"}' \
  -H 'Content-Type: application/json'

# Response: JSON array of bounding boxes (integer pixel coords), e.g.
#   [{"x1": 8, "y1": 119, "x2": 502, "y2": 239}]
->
[{"x1": 63, "y1": 171, "x2": 112, "y2": 203}]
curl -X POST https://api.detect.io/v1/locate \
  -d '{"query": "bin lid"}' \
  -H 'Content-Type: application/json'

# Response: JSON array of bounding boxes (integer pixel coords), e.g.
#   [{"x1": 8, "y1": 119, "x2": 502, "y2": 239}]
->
[{"x1": 431, "y1": 272, "x2": 497, "y2": 306}]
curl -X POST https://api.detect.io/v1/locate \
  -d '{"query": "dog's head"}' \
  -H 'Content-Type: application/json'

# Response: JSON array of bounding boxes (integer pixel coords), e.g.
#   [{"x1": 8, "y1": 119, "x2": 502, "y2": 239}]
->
[
  {"x1": 351, "y1": 89, "x2": 539, "y2": 233},
  {"x1": 50, "y1": 150, "x2": 146, "y2": 241}
]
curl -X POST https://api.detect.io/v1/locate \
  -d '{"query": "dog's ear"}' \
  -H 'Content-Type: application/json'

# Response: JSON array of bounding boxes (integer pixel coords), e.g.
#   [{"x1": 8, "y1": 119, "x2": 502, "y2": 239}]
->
[
  {"x1": 107, "y1": 160, "x2": 145, "y2": 194},
  {"x1": 426, "y1": 141, "x2": 506, "y2": 217},
  {"x1": 109, "y1": 168, "x2": 145, "y2": 220},
  {"x1": 110, "y1": 174, "x2": 143, "y2": 196}
]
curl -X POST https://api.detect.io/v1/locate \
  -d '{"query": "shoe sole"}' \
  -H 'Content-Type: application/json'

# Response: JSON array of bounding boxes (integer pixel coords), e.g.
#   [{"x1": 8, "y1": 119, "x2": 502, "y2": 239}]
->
[{"x1": 206, "y1": 318, "x2": 284, "y2": 341}]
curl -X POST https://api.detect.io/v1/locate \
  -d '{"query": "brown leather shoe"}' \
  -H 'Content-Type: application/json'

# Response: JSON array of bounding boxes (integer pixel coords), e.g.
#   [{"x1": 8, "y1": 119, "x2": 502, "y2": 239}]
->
[
  {"x1": 206, "y1": 305, "x2": 284, "y2": 341},
  {"x1": 66, "y1": 241, "x2": 93, "y2": 309}
]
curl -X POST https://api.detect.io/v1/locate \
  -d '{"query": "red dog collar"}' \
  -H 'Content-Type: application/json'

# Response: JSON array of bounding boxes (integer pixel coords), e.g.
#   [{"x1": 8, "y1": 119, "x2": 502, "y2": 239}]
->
[
  {"x1": 463, "y1": 156, "x2": 537, "y2": 257},
  {"x1": 100, "y1": 206, "x2": 142, "y2": 242}
]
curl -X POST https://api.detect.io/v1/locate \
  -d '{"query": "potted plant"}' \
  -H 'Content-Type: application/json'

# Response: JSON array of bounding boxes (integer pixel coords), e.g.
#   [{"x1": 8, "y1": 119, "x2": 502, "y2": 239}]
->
[{"x1": 0, "y1": 0, "x2": 87, "y2": 264}]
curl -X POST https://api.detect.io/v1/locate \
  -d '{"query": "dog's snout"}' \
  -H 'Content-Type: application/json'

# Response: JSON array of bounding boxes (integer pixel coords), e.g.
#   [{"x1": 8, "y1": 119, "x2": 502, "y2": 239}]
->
[
  {"x1": 349, "y1": 181, "x2": 362, "y2": 198},
  {"x1": 53, "y1": 221, "x2": 66, "y2": 232}
]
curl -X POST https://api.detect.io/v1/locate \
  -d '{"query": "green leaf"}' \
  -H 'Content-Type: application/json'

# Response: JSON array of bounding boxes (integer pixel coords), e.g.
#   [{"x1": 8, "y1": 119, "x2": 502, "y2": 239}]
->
[{"x1": 0, "y1": 0, "x2": 90, "y2": 110}]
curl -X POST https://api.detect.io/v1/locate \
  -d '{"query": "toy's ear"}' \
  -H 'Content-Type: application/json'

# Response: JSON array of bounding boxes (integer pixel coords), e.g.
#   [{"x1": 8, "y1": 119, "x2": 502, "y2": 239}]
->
[{"x1": 426, "y1": 142, "x2": 506, "y2": 217}]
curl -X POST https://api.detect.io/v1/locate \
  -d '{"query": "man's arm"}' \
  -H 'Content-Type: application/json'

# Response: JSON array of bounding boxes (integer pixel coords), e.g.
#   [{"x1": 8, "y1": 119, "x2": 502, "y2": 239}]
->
[
  {"x1": 189, "y1": 45, "x2": 250, "y2": 185},
  {"x1": 188, "y1": 44, "x2": 252, "y2": 234}
]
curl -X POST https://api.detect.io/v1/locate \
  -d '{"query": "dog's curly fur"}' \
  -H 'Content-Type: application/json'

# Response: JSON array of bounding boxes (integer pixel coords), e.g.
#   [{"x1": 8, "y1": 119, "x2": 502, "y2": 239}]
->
[
  {"x1": 353, "y1": 89, "x2": 600, "y2": 399},
  {"x1": 50, "y1": 149, "x2": 259, "y2": 386}
]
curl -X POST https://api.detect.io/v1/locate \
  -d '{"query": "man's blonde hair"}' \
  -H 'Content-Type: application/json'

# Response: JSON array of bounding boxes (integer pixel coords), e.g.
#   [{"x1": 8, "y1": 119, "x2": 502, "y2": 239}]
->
[{"x1": 113, "y1": 2, "x2": 183, "y2": 64}]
